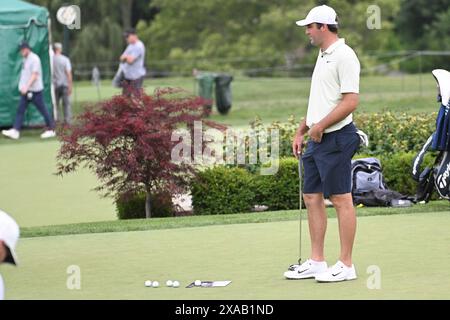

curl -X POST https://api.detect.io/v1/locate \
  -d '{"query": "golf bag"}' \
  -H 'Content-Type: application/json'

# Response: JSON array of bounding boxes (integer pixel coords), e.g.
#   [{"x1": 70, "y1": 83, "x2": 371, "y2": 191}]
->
[
  {"x1": 412, "y1": 69, "x2": 450, "y2": 202},
  {"x1": 351, "y1": 157, "x2": 411, "y2": 206}
]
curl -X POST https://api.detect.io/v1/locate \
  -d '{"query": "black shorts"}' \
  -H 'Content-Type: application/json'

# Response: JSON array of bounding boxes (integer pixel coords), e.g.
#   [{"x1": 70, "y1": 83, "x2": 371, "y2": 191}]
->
[{"x1": 302, "y1": 123, "x2": 360, "y2": 198}]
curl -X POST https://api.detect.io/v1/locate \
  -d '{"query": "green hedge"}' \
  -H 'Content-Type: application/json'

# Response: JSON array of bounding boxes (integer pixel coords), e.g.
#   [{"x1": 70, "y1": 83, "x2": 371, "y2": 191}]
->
[
  {"x1": 253, "y1": 158, "x2": 299, "y2": 210},
  {"x1": 116, "y1": 192, "x2": 174, "y2": 219},
  {"x1": 191, "y1": 166, "x2": 255, "y2": 215},
  {"x1": 191, "y1": 158, "x2": 301, "y2": 215},
  {"x1": 246, "y1": 112, "x2": 437, "y2": 161},
  {"x1": 381, "y1": 152, "x2": 436, "y2": 196},
  {"x1": 191, "y1": 152, "x2": 438, "y2": 215},
  {"x1": 354, "y1": 112, "x2": 436, "y2": 156}
]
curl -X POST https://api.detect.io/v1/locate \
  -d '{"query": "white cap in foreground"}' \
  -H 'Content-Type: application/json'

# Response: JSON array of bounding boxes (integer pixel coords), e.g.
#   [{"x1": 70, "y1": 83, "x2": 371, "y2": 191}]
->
[{"x1": 0, "y1": 210, "x2": 20, "y2": 265}]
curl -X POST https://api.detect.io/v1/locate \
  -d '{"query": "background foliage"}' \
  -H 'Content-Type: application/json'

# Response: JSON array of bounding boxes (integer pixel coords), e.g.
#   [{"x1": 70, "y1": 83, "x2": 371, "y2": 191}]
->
[{"x1": 30, "y1": 0, "x2": 450, "y2": 75}]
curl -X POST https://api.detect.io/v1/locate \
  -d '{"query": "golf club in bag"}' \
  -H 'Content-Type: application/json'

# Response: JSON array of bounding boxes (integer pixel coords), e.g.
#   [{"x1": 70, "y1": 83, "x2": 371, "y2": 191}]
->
[{"x1": 412, "y1": 69, "x2": 450, "y2": 202}]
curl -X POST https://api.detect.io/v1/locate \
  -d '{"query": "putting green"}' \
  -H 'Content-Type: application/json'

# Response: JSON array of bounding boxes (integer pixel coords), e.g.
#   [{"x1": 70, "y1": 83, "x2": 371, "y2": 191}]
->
[
  {"x1": 0, "y1": 141, "x2": 115, "y2": 227},
  {"x1": 2, "y1": 211, "x2": 450, "y2": 299}
]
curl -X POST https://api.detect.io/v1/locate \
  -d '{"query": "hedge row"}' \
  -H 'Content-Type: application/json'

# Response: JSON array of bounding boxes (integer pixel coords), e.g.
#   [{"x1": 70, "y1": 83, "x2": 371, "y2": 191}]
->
[
  {"x1": 191, "y1": 153, "x2": 437, "y2": 215},
  {"x1": 116, "y1": 192, "x2": 174, "y2": 219},
  {"x1": 354, "y1": 112, "x2": 437, "y2": 156},
  {"x1": 248, "y1": 112, "x2": 437, "y2": 159},
  {"x1": 117, "y1": 151, "x2": 437, "y2": 218}
]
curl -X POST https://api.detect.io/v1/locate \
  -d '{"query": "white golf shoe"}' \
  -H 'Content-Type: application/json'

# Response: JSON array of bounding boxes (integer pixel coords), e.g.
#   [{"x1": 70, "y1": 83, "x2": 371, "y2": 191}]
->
[
  {"x1": 284, "y1": 259, "x2": 328, "y2": 279},
  {"x1": 40, "y1": 130, "x2": 56, "y2": 139},
  {"x1": 315, "y1": 260, "x2": 357, "y2": 282},
  {"x1": 2, "y1": 128, "x2": 20, "y2": 140}
]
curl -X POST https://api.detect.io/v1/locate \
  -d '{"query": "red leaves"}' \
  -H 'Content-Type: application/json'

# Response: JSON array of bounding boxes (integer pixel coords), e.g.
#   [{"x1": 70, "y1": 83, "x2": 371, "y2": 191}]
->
[{"x1": 56, "y1": 88, "x2": 220, "y2": 200}]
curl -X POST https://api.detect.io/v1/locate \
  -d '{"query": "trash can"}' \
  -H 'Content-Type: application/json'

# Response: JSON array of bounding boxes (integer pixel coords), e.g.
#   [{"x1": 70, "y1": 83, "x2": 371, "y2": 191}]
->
[
  {"x1": 196, "y1": 73, "x2": 215, "y2": 112},
  {"x1": 214, "y1": 74, "x2": 233, "y2": 115}
]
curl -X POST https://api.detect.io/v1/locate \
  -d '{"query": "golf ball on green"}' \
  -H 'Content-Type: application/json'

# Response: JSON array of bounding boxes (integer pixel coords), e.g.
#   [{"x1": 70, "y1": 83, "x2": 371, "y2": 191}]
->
[
  {"x1": 172, "y1": 281, "x2": 180, "y2": 288},
  {"x1": 166, "y1": 280, "x2": 173, "y2": 287},
  {"x1": 144, "y1": 280, "x2": 152, "y2": 287},
  {"x1": 152, "y1": 281, "x2": 159, "y2": 288}
]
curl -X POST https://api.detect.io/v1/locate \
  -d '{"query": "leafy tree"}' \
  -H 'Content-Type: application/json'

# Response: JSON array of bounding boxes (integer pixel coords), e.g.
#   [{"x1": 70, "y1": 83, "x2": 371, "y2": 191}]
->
[
  {"x1": 139, "y1": 0, "x2": 406, "y2": 75},
  {"x1": 56, "y1": 88, "x2": 222, "y2": 218},
  {"x1": 30, "y1": 0, "x2": 155, "y2": 65},
  {"x1": 423, "y1": 7, "x2": 450, "y2": 70},
  {"x1": 139, "y1": 0, "x2": 315, "y2": 74},
  {"x1": 70, "y1": 17, "x2": 123, "y2": 66},
  {"x1": 395, "y1": 0, "x2": 450, "y2": 48}
]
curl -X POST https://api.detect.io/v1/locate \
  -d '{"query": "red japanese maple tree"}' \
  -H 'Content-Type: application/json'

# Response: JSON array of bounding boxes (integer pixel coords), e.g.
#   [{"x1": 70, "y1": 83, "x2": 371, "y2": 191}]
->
[{"x1": 56, "y1": 88, "x2": 221, "y2": 218}]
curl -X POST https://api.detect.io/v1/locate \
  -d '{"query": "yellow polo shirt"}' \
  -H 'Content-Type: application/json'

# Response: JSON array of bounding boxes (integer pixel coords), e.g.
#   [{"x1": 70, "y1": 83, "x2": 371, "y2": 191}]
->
[{"x1": 306, "y1": 38, "x2": 360, "y2": 133}]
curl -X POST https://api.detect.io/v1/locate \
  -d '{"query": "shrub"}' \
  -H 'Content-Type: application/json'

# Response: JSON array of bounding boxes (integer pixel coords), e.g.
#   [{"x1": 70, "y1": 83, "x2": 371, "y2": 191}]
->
[
  {"x1": 191, "y1": 151, "x2": 439, "y2": 215},
  {"x1": 57, "y1": 88, "x2": 223, "y2": 218},
  {"x1": 253, "y1": 158, "x2": 299, "y2": 210},
  {"x1": 354, "y1": 111, "x2": 436, "y2": 156},
  {"x1": 379, "y1": 152, "x2": 437, "y2": 196},
  {"x1": 191, "y1": 158, "x2": 301, "y2": 215},
  {"x1": 235, "y1": 112, "x2": 437, "y2": 166},
  {"x1": 190, "y1": 166, "x2": 255, "y2": 215},
  {"x1": 116, "y1": 192, "x2": 174, "y2": 219},
  {"x1": 249, "y1": 115, "x2": 300, "y2": 160}
]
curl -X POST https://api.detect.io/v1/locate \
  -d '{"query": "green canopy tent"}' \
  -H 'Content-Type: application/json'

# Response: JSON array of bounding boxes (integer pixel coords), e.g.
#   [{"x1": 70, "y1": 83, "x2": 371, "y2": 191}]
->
[{"x1": 0, "y1": 0, "x2": 53, "y2": 128}]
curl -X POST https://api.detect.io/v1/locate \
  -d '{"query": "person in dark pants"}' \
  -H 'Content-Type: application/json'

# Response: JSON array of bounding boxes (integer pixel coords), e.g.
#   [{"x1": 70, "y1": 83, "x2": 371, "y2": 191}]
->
[
  {"x1": 52, "y1": 42, "x2": 73, "y2": 124},
  {"x1": 2, "y1": 41, "x2": 56, "y2": 140},
  {"x1": 285, "y1": 5, "x2": 361, "y2": 283},
  {"x1": 119, "y1": 28, "x2": 146, "y2": 95}
]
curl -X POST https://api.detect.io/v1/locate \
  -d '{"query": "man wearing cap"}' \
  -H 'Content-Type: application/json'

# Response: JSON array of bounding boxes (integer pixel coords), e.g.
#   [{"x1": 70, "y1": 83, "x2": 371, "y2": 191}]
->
[
  {"x1": 0, "y1": 210, "x2": 20, "y2": 300},
  {"x1": 52, "y1": 42, "x2": 73, "y2": 124},
  {"x1": 284, "y1": 5, "x2": 361, "y2": 282},
  {"x1": 2, "y1": 41, "x2": 56, "y2": 140},
  {"x1": 119, "y1": 28, "x2": 146, "y2": 94}
]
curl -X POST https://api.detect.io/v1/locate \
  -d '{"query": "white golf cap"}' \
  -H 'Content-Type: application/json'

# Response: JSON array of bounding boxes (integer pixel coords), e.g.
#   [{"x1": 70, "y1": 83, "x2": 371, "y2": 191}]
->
[
  {"x1": 0, "y1": 210, "x2": 20, "y2": 265},
  {"x1": 296, "y1": 5, "x2": 338, "y2": 26}
]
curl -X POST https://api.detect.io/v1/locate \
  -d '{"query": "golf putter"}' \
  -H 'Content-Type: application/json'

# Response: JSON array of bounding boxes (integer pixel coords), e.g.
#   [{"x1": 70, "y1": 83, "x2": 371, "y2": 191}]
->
[{"x1": 297, "y1": 153, "x2": 303, "y2": 265}]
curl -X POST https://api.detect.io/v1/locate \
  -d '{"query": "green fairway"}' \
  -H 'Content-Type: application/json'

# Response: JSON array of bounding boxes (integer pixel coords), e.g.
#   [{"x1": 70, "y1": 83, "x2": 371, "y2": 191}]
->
[
  {"x1": 2, "y1": 212, "x2": 450, "y2": 300},
  {"x1": 0, "y1": 141, "x2": 115, "y2": 227},
  {"x1": 70, "y1": 74, "x2": 437, "y2": 128}
]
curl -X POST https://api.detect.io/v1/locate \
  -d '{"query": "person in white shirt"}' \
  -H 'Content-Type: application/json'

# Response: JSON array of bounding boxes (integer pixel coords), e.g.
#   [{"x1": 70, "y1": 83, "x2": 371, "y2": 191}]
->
[
  {"x1": 2, "y1": 41, "x2": 56, "y2": 140},
  {"x1": 119, "y1": 28, "x2": 146, "y2": 95},
  {"x1": 285, "y1": 5, "x2": 361, "y2": 282},
  {"x1": 0, "y1": 210, "x2": 20, "y2": 300},
  {"x1": 53, "y1": 42, "x2": 73, "y2": 124}
]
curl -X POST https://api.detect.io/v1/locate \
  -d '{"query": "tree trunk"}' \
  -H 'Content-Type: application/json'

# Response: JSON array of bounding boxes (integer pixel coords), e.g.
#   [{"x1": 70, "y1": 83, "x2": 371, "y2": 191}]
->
[
  {"x1": 121, "y1": 0, "x2": 133, "y2": 30},
  {"x1": 145, "y1": 190, "x2": 152, "y2": 219}
]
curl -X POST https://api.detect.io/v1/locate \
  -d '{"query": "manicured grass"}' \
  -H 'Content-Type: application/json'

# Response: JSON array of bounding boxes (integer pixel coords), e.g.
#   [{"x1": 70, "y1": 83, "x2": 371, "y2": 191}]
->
[
  {"x1": 0, "y1": 141, "x2": 115, "y2": 227},
  {"x1": 21, "y1": 200, "x2": 450, "y2": 238},
  {"x1": 1, "y1": 132, "x2": 449, "y2": 230},
  {"x1": 2, "y1": 211, "x2": 450, "y2": 299},
  {"x1": 70, "y1": 74, "x2": 438, "y2": 128}
]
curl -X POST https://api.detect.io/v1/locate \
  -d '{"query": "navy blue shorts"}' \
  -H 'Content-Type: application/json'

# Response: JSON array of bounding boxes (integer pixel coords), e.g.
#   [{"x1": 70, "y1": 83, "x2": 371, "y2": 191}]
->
[{"x1": 302, "y1": 123, "x2": 360, "y2": 198}]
